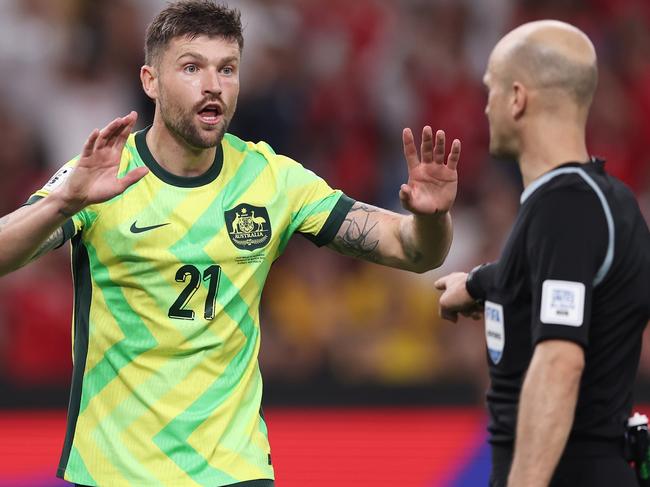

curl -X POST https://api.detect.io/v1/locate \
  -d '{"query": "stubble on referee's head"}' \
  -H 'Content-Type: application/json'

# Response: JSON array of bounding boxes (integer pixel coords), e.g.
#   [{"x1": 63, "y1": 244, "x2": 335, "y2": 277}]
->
[{"x1": 482, "y1": 20, "x2": 598, "y2": 162}]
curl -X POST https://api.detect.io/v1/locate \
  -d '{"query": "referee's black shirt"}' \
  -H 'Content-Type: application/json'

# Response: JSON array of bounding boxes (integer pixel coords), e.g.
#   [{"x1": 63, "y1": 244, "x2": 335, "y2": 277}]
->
[{"x1": 467, "y1": 159, "x2": 650, "y2": 446}]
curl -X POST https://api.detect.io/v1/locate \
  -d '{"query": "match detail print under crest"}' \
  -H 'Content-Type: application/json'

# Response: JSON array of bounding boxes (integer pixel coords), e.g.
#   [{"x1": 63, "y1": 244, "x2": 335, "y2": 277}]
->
[{"x1": 225, "y1": 203, "x2": 272, "y2": 251}]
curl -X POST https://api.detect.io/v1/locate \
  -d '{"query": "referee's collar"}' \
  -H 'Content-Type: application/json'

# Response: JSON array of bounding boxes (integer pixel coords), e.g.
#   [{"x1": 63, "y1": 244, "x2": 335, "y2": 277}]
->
[{"x1": 520, "y1": 158, "x2": 601, "y2": 204}]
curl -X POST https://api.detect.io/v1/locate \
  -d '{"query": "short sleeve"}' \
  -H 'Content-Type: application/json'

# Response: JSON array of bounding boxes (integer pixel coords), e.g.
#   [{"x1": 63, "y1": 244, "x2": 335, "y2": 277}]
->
[
  {"x1": 527, "y1": 188, "x2": 609, "y2": 348},
  {"x1": 24, "y1": 159, "x2": 88, "y2": 244},
  {"x1": 279, "y1": 156, "x2": 355, "y2": 247}
]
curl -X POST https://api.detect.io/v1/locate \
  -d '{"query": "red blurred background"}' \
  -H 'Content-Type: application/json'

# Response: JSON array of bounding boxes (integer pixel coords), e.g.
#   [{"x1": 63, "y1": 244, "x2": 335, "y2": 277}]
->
[{"x1": 0, "y1": 0, "x2": 648, "y2": 486}]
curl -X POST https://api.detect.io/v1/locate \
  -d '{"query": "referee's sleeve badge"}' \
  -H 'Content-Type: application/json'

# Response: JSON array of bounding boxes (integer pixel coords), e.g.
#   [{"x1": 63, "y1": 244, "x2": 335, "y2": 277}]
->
[
  {"x1": 485, "y1": 301, "x2": 505, "y2": 364},
  {"x1": 540, "y1": 280, "x2": 585, "y2": 327}
]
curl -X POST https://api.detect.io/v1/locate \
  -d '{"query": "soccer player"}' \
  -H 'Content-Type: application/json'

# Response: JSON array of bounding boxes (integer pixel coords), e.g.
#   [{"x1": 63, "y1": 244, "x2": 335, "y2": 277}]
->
[
  {"x1": 435, "y1": 20, "x2": 650, "y2": 487},
  {"x1": 0, "y1": 2, "x2": 460, "y2": 486}
]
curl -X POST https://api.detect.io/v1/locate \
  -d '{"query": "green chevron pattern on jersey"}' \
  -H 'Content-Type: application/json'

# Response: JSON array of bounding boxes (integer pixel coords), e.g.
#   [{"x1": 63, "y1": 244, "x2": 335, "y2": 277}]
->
[{"x1": 28, "y1": 128, "x2": 354, "y2": 486}]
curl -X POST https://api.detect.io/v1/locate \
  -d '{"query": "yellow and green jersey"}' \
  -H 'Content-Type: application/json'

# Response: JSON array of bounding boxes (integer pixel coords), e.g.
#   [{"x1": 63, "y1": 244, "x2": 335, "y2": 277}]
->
[{"x1": 28, "y1": 128, "x2": 353, "y2": 486}]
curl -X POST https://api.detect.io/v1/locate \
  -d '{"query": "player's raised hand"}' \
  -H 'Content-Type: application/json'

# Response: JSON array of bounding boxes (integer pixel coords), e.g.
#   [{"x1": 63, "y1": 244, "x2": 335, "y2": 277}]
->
[
  {"x1": 399, "y1": 127, "x2": 460, "y2": 216},
  {"x1": 55, "y1": 112, "x2": 149, "y2": 213},
  {"x1": 434, "y1": 272, "x2": 483, "y2": 322}
]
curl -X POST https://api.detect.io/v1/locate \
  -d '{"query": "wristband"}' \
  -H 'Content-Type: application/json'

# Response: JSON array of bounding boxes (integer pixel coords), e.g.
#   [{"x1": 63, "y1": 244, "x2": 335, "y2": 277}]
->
[{"x1": 466, "y1": 263, "x2": 490, "y2": 303}]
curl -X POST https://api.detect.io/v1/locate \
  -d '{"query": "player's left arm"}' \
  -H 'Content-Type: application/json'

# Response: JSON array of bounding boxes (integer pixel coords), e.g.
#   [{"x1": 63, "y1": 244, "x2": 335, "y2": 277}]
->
[
  {"x1": 327, "y1": 127, "x2": 460, "y2": 273},
  {"x1": 507, "y1": 340, "x2": 584, "y2": 487},
  {"x1": 507, "y1": 187, "x2": 609, "y2": 486}
]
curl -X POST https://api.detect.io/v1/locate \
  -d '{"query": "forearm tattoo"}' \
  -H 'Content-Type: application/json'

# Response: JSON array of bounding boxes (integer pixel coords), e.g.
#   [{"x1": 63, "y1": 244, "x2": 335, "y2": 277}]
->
[
  {"x1": 30, "y1": 227, "x2": 64, "y2": 261},
  {"x1": 330, "y1": 203, "x2": 381, "y2": 262},
  {"x1": 0, "y1": 211, "x2": 64, "y2": 268}
]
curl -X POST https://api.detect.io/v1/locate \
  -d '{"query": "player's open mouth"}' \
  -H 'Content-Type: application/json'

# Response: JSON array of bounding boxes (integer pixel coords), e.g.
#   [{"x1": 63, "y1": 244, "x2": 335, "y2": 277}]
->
[{"x1": 197, "y1": 103, "x2": 223, "y2": 125}]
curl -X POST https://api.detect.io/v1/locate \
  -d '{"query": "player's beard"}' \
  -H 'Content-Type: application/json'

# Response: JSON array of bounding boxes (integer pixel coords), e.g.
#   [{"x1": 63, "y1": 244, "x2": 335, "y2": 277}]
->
[{"x1": 158, "y1": 93, "x2": 232, "y2": 149}]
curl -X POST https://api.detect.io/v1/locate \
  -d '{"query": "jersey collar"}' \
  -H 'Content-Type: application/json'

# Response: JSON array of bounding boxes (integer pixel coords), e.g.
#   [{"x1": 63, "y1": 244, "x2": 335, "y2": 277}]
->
[
  {"x1": 520, "y1": 159, "x2": 600, "y2": 204},
  {"x1": 134, "y1": 126, "x2": 224, "y2": 188}
]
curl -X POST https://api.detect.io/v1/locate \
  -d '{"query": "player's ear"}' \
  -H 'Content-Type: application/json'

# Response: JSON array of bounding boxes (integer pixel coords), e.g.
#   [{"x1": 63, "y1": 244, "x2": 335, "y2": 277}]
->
[
  {"x1": 511, "y1": 81, "x2": 527, "y2": 120},
  {"x1": 141, "y1": 64, "x2": 159, "y2": 100}
]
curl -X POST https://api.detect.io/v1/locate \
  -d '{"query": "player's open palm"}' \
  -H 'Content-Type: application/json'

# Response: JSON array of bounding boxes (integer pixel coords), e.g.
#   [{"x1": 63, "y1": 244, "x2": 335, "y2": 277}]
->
[
  {"x1": 55, "y1": 112, "x2": 149, "y2": 211},
  {"x1": 399, "y1": 127, "x2": 460, "y2": 216}
]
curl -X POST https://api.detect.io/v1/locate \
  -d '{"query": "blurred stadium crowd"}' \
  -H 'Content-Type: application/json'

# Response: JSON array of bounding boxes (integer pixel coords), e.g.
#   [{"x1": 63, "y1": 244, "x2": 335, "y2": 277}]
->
[{"x1": 0, "y1": 0, "x2": 648, "y2": 404}]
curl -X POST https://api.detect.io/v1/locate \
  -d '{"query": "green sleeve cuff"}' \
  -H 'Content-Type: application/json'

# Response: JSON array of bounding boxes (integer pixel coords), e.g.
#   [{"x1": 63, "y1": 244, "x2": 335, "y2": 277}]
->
[
  {"x1": 302, "y1": 194, "x2": 356, "y2": 247},
  {"x1": 22, "y1": 195, "x2": 76, "y2": 248},
  {"x1": 23, "y1": 195, "x2": 43, "y2": 206}
]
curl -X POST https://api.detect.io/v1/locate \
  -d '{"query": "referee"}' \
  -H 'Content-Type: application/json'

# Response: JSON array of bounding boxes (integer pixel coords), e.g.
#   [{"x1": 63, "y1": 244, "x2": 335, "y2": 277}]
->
[{"x1": 435, "y1": 20, "x2": 650, "y2": 487}]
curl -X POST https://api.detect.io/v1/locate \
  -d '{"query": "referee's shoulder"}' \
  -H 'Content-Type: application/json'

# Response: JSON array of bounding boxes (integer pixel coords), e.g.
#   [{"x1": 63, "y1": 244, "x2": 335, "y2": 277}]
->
[
  {"x1": 523, "y1": 170, "x2": 608, "y2": 232},
  {"x1": 527, "y1": 171, "x2": 599, "y2": 207}
]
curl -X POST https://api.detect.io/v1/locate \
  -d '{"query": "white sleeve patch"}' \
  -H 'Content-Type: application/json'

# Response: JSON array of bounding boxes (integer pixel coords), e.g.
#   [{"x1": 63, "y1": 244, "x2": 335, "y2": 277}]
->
[
  {"x1": 43, "y1": 166, "x2": 73, "y2": 192},
  {"x1": 540, "y1": 280, "x2": 585, "y2": 327},
  {"x1": 485, "y1": 301, "x2": 505, "y2": 364}
]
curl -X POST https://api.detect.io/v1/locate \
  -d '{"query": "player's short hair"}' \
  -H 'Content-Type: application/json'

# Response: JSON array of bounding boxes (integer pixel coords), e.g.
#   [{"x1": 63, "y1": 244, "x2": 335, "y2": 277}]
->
[{"x1": 145, "y1": 0, "x2": 243, "y2": 66}]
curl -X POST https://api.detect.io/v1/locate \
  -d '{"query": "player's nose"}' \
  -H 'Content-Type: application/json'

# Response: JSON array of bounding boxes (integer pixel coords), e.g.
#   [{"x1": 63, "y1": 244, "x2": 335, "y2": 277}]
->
[{"x1": 202, "y1": 68, "x2": 222, "y2": 96}]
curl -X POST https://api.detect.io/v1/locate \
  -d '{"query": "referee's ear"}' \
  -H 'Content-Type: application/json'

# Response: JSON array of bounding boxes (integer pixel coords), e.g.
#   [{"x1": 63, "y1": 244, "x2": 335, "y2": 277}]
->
[
  {"x1": 511, "y1": 81, "x2": 527, "y2": 120},
  {"x1": 140, "y1": 64, "x2": 159, "y2": 101}
]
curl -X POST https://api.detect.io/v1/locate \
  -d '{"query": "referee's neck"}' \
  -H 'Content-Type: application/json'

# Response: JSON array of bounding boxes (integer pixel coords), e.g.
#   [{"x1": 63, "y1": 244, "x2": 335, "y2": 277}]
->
[{"x1": 518, "y1": 124, "x2": 589, "y2": 188}]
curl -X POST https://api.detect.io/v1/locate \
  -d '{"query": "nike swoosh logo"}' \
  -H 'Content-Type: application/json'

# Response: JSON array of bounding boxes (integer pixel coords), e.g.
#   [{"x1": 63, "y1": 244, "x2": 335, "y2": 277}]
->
[{"x1": 130, "y1": 221, "x2": 170, "y2": 234}]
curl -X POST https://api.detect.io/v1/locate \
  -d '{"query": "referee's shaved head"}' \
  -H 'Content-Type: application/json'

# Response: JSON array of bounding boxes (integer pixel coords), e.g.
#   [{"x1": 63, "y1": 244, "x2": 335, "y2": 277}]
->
[
  {"x1": 483, "y1": 20, "x2": 598, "y2": 161},
  {"x1": 490, "y1": 20, "x2": 598, "y2": 108}
]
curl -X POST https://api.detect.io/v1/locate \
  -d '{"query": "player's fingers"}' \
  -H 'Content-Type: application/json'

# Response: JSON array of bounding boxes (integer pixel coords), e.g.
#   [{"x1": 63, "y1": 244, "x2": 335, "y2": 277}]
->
[
  {"x1": 117, "y1": 166, "x2": 149, "y2": 191},
  {"x1": 107, "y1": 113, "x2": 136, "y2": 147},
  {"x1": 124, "y1": 110, "x2": 138, "y2": 123},
  {"x1": 81, "y1": 129, "x2": 100, "y2": 158},
  {"x1": 433, "y1": 130, "x2": 446, "y2": 164},
  {"x1": 399, "y1": 184, "x2": 413, "y2": 205},
  {"x1": 121, "y1": 111, "x2": 138, "y2": 131},
  {"x1": 110, "y1": 121, "x2": 130, "y2": 149},
  {"x1": 114, "y1": 111, "x2": 138, "y2": 147},
  {"x1": 421, "y1": 126, "x2": 434, "y2": 164},
  {"x1": 399, "y1": 184, "x2": 412, "y2": 199},
  {"x1": 399, "y1": 184, "x2": 415, "y2": 211},
  {"x1": 434, "y1": 277, "x2": 447, "y2": 290},
  {"x1": 109, "y1": 111, "x2": 136, "y2": 139},
  {"x1": 402, "y1": 128, "x2": 419, "y2": 170},
  {"x1": 446, "y1": 138, "x2": 461, "y2": 170},
  {"x1": 96, "y1": 117, "x2": 126, "y2": 149}
]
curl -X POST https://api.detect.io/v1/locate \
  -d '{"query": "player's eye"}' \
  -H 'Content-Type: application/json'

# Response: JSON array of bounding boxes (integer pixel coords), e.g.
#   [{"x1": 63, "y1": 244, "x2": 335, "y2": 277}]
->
[
  {"x1": 183, "y1": 64, "x2": 198, "y2": 74},
  {"x1": 221, "y1": 66, "x2": 234, "y2": 76}
]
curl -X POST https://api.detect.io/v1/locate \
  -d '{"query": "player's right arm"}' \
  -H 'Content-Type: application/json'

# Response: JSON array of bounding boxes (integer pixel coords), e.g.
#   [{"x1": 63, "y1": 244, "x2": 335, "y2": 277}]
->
[
  {"x1": 0, "y1": 112, "x2": 148, "y2": 276},
  {"x1": 326, "y1": 128, "x2": 461, "y2": 273}
]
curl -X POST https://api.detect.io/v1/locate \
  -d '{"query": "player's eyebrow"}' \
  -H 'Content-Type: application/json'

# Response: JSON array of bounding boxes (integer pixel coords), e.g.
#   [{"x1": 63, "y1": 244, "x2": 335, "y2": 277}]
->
[
  {"x1": 219, "y1": 56, "x2": 239, "y2": 65},
  {"x1": 176, "y1": 51, "x2": 208, "y2": 63},
  {"x1": 176, "y1": 52, "x2": 239, "y2": 65}
]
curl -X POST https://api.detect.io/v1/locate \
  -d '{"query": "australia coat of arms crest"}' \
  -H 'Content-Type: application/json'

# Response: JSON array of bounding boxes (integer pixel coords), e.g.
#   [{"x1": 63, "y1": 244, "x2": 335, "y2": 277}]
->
[{"x1": 225, "y1": 204, "x2": 272, "y2": 251}]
